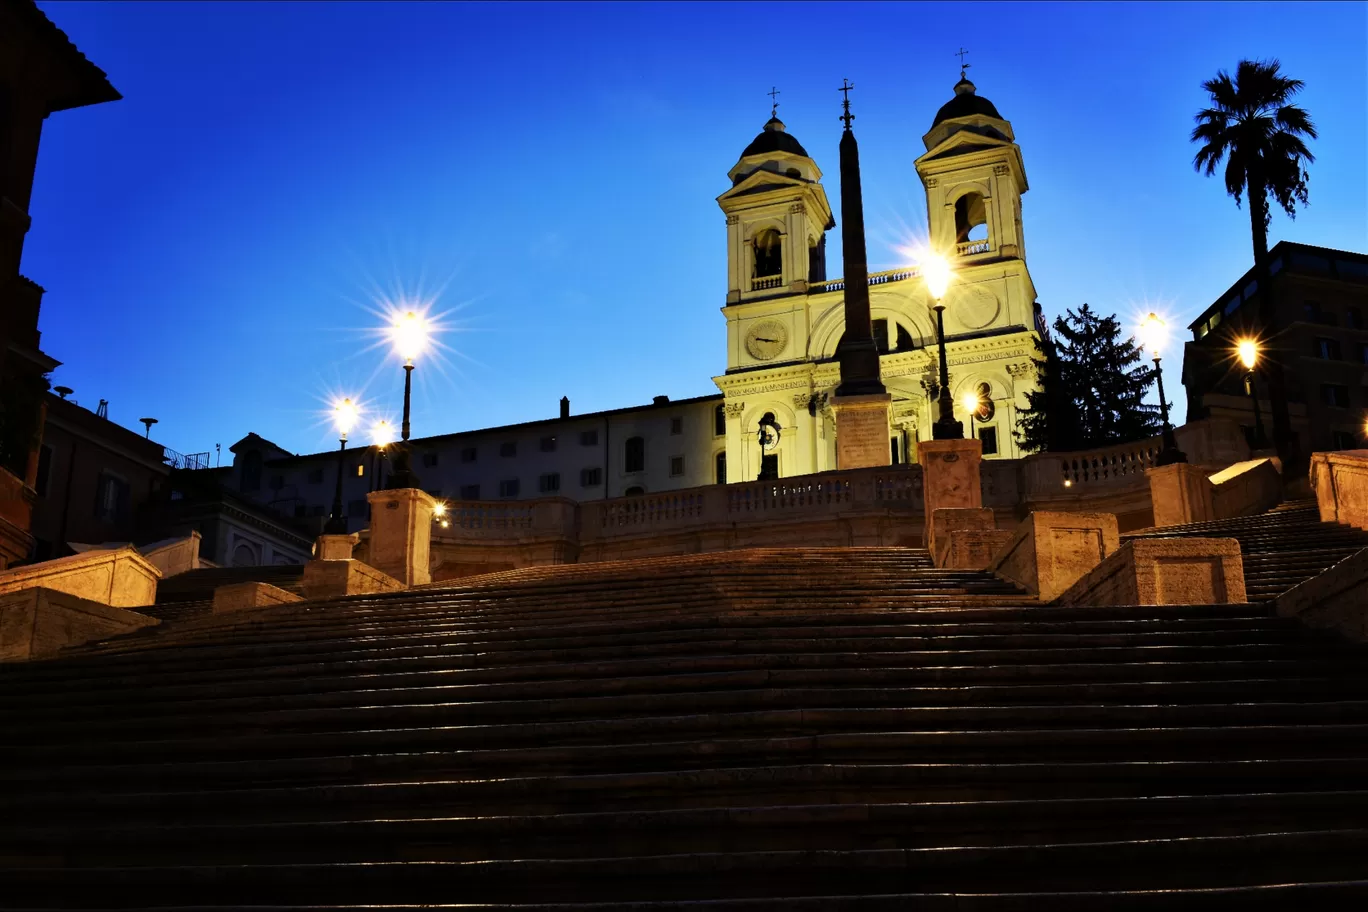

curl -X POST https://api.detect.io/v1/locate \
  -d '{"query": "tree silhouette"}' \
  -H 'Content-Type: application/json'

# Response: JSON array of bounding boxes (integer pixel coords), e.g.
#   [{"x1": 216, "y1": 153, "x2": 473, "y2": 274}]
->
[
  {"x1": 1191, "y1": 58, "x2": 1317, "y2": 265},
  {"x1": 1016, "y1": 305, "x2": 1159, "y2": 453}
]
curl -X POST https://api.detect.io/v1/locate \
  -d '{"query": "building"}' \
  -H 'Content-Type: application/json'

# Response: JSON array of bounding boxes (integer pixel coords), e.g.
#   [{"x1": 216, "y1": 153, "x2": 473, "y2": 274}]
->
[
  {"x1": 1183, "y1": 241, "x2": 1368, "y2": 455},
  {"x1": 0, "y1": 0, "x2": 120, "y2": 567},
  {"x1": 29, "y1": 392, "x2": 170, "y2": 560},
  {"x1": 218, "y1": 74, "x2": 1044, "y2": 525}
]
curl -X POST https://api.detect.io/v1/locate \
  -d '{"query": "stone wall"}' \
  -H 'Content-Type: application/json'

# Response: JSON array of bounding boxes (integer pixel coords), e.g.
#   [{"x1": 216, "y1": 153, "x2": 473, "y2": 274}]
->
[
  {"x1": 1311, "y1": 450, "x2": 1368, "y2": 531},
  {"x1": 0, "y1": 547, "x2": 160, "y2": 608},
  {"x1": 990, "y1": 512, "x2": 1120, "y2": 602},
  {"x1": 0, "y1": 587, "x2": 158, "y2": 661},
  {"x1": 1057, "y1": 538, "x2": 1246, "y2": 607}
]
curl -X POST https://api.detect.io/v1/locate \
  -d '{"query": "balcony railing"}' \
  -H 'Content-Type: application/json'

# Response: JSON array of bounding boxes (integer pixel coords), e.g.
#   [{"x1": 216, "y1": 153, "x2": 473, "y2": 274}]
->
[
  {"x1": 751, "y1": 275, "x2": 783, "y2": 291},
  {"x1": 956, "y1": 239, "x2": 992, "y2": 256},
  {"x1": 164, "y1": 448, "x2": 212, "y2": 471},
  {"x1": 809, "y1": 266, "x2": 921, "y2": 296}
]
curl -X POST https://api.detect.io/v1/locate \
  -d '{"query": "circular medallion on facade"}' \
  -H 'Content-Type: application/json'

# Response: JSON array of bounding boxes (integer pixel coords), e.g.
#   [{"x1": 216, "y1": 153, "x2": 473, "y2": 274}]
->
[
  {"x1": 745, "y1": 320, "x2": 790, "y2": 361},
  {"x1": 954, "y1": 285, "x2": 1000, "y2": 330}
]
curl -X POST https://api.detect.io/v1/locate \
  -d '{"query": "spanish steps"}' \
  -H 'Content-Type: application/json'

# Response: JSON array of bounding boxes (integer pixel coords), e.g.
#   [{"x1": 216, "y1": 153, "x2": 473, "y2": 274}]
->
[{"x1": 3, "y1": 515, "x2": 1368, "y2": 908}]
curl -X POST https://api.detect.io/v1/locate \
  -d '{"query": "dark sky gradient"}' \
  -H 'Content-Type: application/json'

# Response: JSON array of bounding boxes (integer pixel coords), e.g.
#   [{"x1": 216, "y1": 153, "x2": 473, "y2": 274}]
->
[{"x1": 28, "y1": 1, "x2": 1368, "y2": 457}]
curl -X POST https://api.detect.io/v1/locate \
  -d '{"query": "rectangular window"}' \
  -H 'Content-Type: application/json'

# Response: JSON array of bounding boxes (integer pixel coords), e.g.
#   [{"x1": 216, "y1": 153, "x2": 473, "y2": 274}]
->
[
  {"x1": 539, "y1": 435, "x2": 557, "y2": 452},
  {"x1": 460, "y1": 446, "x2": 477, "y2": 463},
  {"x1": 1322, "y1": 384, "x2": 1351, "y2": 408},
  {"x1": 890, "y1": 437, "x2": 902, "y2": 465},
  {"x1": 499, "y1": 442, "x2": 517, "y2": 458},
  {"x1": 307, "y1": 468, "x2": 323, "y2": 484},
  {"x1": 579, "y1": 430, "x2": 598, "y2": 446},
  {"x1": 355, "y1": 464, "x2": 365, "y2": 477},
  {"x1": 714, "y1": 405, "x2": 726, "y2": 437},
  {"x1": 498, "y1": 478, "x2": 520, "y2": 497},
  {"x1": 625, "y1": 436, "x2": 645, "y2": 473},
  {"x1": 760, "y1": 453, "x2": 778, "y2": 479},
  {"x1": 459, "y1": 483, "x2": 480, "y2": 500},
  {"x1": 669, "y1": 456, "x2": 685, "y2": 477},
  {"x1": 539, "y1": 472, "x2": 561, "y2": 493},
  {"x1": 1316, "y1": 338, "x2": 1342, "y2": 360},
  {"x1": 979, "y1": 426, "x2": 999, "y2": 455},
  {"x1": 580, "y1": 467, "x2": 603, "y2": 487},
  {"x1": 872, "y1": 318, "x2": 890, "y2": 353},
  {"x1": 34, "y1": 445, "x2": 52, "y2": 497},
  {"x1": 670, "y1": 417, "x2": 683, "y2": 436},
  {"x1": 422, "y1": 452, "x2": 439, "y2": 467}
]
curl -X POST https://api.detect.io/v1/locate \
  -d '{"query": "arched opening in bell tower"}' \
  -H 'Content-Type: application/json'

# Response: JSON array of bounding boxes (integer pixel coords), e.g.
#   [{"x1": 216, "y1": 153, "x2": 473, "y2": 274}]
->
[
  {"x1": 953, "y1": 192, "x2": 989, "y2": 244},
  {"x1": 752, "y1": 229, "x2": 782, "y2": 279},
  {"x1": 807, "y1": 235, "x2": 826, "y2": 282}
]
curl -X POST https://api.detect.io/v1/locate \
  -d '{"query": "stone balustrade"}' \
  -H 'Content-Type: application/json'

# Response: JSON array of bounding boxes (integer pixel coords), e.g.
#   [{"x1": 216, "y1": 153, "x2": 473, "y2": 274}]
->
[
  {"x1": 1310, "y1": 450, "x2": 1368, "y2": 531},
  {"x1": 955, "y1": 239, "x2": 992, "y2": 256},
  {"x1": 751, "y1": 275, "x2": 783, "y2": 290}
]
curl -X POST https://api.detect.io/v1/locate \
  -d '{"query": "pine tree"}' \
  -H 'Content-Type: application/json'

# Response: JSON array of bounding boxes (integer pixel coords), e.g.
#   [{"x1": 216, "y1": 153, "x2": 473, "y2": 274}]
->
[{"x1": 1015, "y1": 304, "x2": 1160, "y2": 452}]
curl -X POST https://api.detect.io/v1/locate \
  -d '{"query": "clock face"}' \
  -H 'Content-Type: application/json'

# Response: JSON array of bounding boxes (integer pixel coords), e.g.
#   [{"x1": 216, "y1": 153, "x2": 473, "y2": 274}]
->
[{"x1": 745, "y1": 320, "x2": 789, "y2": 361}]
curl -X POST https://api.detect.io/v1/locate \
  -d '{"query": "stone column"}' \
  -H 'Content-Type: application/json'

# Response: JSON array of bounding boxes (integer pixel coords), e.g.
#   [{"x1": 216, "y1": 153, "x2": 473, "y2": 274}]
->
[
  {"x1": 918, "y1": 438, "x2": 983, "y2": 556},
  {"x1": 1147, "y1": 463, "x2": 1214, "y2": 528},
  {"x1": 365, "y1": 488, "x2": 437, "y2": 587},
  {"x1": 315, "y1": 533, "x2": 359, "y2": 562}
]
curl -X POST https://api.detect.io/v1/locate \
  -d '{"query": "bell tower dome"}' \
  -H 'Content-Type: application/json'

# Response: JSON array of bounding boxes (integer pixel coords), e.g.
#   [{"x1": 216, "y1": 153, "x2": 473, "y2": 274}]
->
[{"x1": 717, "y1": 114, "x2": 834, "y2": 305}]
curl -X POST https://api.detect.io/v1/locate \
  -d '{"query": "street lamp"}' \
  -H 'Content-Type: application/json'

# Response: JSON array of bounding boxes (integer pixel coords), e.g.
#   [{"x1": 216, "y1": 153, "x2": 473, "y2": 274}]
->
[
  {"x1": 923, "y1": 252, "x2": 962, "y2": 439},
  {"x1": 386, "y1": 310, "x2": 430, "y2": 489},
  {"x1": 1237, "y1": 339, "x2": 1268, "y2": 451},
  {"x1": 369, "y1": 419, "x2": 394, "y2": 494},
  {"x1": 756, "y1": 412, "x2": 781, "y2": 481},
  {"x1": 1139, "y1": 313, "x2": 1186, "y2": 465},
  {"x1": 961, "y1": 390, "x2": 981, "y2": 439},
  {"x1": 325, "y1": 397, "x2": 360, "y2": 534}
]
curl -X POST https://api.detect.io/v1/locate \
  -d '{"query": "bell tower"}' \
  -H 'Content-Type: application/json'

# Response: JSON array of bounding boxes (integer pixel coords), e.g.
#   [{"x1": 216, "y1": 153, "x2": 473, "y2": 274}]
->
[{"x1": 717, "y1": 114, "x2": 834, "y2": 306}]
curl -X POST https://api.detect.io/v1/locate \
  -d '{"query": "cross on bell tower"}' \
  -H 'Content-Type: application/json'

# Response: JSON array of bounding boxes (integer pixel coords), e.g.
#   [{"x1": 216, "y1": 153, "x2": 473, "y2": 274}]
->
[
  {"x1": 955, "y1": 47, "x2": 971, "y2": 76},
  {"x1": 767, "y1": 86, "x2": 780, "y2": 117}
]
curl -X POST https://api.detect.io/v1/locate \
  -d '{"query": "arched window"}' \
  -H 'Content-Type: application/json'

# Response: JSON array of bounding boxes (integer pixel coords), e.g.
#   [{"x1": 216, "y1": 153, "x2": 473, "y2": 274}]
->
[
  {"x1": 807, "y1": 235, "x2": 826, "y2": 282},
  {"x1": 974, "y1": 381, "x2": 996, "y2": 421},
  {"x1": 232, "y1": 543, "x2": 258, "y2": 567},
  {"x1": 624, "y1": 436, "x2": 645, "y2": 473},
  {"x1": 624, "y1": 485, "x2": 645, "y2": 497},
  {"x1": 953, "y1": 192, "x2": 989, "y2": 243},
  {"x1": 896, "y1": 324, "x2": 915, "y2": 350},
  {"x1": 241, "y1": 451, "x2": 263, "y2": 492},
  {"x1": 714, "y1": 404, "x2": 727, "y2": 436},
  {"x1": 715, "y1": 451, "x2": 727, "y2": 485},
  {"x1": 752, "y1": 229, "x2": 781, "y2": 279}
]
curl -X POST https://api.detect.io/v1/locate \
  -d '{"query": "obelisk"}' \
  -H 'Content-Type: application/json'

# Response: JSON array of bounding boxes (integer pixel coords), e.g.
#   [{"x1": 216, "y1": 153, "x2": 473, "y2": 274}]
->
[{"x1": 831, "y1": 79, "x2": 892, "y2": 469}]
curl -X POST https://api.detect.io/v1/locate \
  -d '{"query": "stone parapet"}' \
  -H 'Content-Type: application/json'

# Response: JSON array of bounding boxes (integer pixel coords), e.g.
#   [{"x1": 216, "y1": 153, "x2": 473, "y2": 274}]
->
[
  {"x1": 139, "y1": 532, "x2": 203, "y2": 578},
  {"x1": 0, "y1": 587, "x2": 158, "y2": 662},
  {"x1": 918, "y1": 438, "x2": 983, "y2": 557},
  {"x1": 1146, "y1": 463, "x2": 1216, "y2": 528},
  {"x1": 1057, "y1": 537, "x2": 1246, "y2": 607},
  {"x1": 1310, "y1": 450, "x2": 1368, "y2": 531},
  {"x1": 315, "y1": 533, "x2": 360, "y2": 562},
  {"x1": 0, "y1": 547, "x2": 160, "y2": 608},
  {"x1": 301, "y1": 559, "x2": 404, "y2": 600},
  {"x1": 1274, "y1": 545, "x2": 1368, "y2": 641},
  {"x1": 943, "y1": 528, "x2": 1014, "y2": 570},
  {"x1": 930, "y1": 507, "x2": 995, "y2": 567},
  {"x1": 1209, "y1": 457, "x2": 1283, "y2": 521},
  {"x1": 990, "y1": 512, "x2": 1119, "y2": 602},
  {"x1": 367, "y1": 488, "x2": 437, "y2": 586},
  {"x1": 212, "y1": 581, "x2": 304, "y2": 614}
]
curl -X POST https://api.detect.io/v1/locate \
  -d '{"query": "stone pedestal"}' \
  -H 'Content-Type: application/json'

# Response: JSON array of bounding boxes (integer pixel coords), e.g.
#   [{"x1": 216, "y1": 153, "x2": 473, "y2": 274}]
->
[
  {"x1": 301, "y1": 559, "x2": 405, "y2": 600},
  {"x1": 930, "y1": 507, "x2": 995, "y2": 567},
  {"x1": 989, "y1": 512, "x2": 1120, "y2": 603},
  {"x1": 0, "y1": 547, "x2": 160, "y2": 608},
  {"x1": 315, "y1": 533, "x2": 360, "y2": 562},
  {"x1": 1147, "y1": 463, "x2": 1215, "y2": 528},
  {"x1": 1, "y1": 588, "x2": 158, "y2": 662},
  {"x1": 212, "y1": 581, "x2": 303, "y2": 614},
  {"x1": 832, "y1": 394, "x2": 892, "y2": 470},
  {"x1": 1057, "y1": 537, "x2": 1246, "y2": 607},
  {"x1": 918, "y1": 438, "x2": 983, "y2": 556},
  {"x1": 366, "y1": 488, "x2": 437, "y2": 587}
]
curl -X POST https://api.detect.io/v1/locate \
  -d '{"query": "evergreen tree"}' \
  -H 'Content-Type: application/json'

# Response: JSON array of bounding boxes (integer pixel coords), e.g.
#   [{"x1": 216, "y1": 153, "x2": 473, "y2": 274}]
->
[{"x1": 1015, "y1": 305, "x2": 1160, "y2": 452}]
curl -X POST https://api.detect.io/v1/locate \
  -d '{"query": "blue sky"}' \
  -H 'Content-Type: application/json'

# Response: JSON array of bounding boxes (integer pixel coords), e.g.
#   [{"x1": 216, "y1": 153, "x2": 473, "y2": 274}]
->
[{"x1": 28, "y1": 1, "x2": 1368, "y2": 457}]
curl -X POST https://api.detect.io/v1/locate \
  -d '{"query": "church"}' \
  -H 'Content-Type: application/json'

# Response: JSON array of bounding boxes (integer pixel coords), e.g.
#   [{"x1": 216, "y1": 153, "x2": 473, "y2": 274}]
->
[{"x1": 222, "y1": 72, "x2": 1045, "y2": 532}]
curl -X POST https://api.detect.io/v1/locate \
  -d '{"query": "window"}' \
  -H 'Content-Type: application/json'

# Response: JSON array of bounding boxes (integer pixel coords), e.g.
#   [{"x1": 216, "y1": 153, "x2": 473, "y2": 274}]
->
[
  {"x1": 669, "y1": 417, "x2": 683, "y2": 436},
  {"x1": 896, "y1": 324, "x2": 914, "y2": 351},
  {"x1": 498, "y1": 478, "x2": 520, "y2": 497},
  {"x1": 760, "y1": 453, "x2": 779, "y2": 480},
  {"x1": 979, "y1": 426, "x2": 999, "y2": 455},
  {"x1": 307, "y1": 468, "x2": 323, "y2": 484},
  {"x1": 459, "y1": 483, "x2": 480, "y2": 500},
  {"x1": 890, "y1": 436, "x2": 902, "y2": 465},
  {"x1": 1332, "y1": 430, "x2": 1359, "y2": 450},
  {"x1": 872, "y1": 318, "x2": 890, "y2": 353},
  {"x1": 1304, "y1": 300, "x2": 1335, "y2": 325},
  {"x1": 953, "y1": 192, "x2": 988, "y2": 243},
  {"x1": 669, "y1": 456, "x2": 685, "y2": 477},
  {"x1": 94, "y1": 473, "x2": 130, "y2": 524},
  {"x1": 714, "y1": 404, "x2": 726, "y2": 437},
  {"x1": 422, "y1": 452, "x2": 439, "y2": 467},
  {"x1": 1349, "y1": 307, "x2": 1364, "y2": 330},
  {"x1": 1322, "y1": 384, "x2": 1350, "y2": 408},
  {"x1": 269, "y1": 474, "x2": 285, "y2": 491},
  {"x1": 34, "y1": 445, "x2": 52, "y2": 497},
  {"x1": 625, "y1": 436, "x2": 645, "y2": 473},
  {"x1": 715, "y1": 451, "x2": 727, "y2": 485},
  {"x1": 539, "y1": 472, "x2": 561, "y2": 493},
  {"x1": 500, "y1": 442, "x2": 517, "y2": 458},
  {"x1": 456, "y1": 447, "x2": 476, "y2": 463},
  {"x1": 355, "y1": 464, "x2": 365, "y2": 477},
  {"x1": 580, "y1": 429, "x2": 598, "y2": 446},
  {"x1": 580, "y1": 467, "x2": 603, "y2": 487},
  {"x1": 1316, "y1": 338, "x2": 1342, "y2": 360},
  {"x1": 540, "y1": 435, "x2": 557, "y2": 452},
  {"x1": 752, "y1": 229, "x2": 782, "y2": 279},
  {"x1": 232, "y1": 543, "x2": 258, "y2": 568}
]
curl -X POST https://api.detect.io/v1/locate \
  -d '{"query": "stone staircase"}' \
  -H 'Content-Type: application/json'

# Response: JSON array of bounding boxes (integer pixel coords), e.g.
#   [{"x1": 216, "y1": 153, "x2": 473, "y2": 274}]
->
[
  {"x1": 1125, "y1": 499, "x2": 1368, "y2": 602},
  {"x1": 147, "y1": 563, "x2": 307, "y2": 622},
  {"x1": 3, "y1": 547, "x2": 1368, "y2": 907}
]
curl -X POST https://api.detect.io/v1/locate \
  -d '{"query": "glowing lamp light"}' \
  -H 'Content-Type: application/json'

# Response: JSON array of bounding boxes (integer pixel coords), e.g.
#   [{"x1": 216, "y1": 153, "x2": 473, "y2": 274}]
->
[
  {"x1": 371, "y1": 419, "x2": 395, "y2": 447},
  {"x1": 961, "y1": 391, "x2": 980, "y2": 417},
  {"x1": 333, "y1": 398, "x2": 360, "y2": 437},
  {"x1": 921, "y1": 252, "x2": 953, "y2": 300},
  {"x1": 433, "y1": 501, "x2": 448, "y2": 518},
  {"x1": 1139, "y1": 313, "x2": 1168, "y2": 356},
  {"x1": 390, "y1": 309, "x2": 431, "y2": 363},
  {"x1": 1237, "y1": 339, "x2": 1259, "y2": 371}
]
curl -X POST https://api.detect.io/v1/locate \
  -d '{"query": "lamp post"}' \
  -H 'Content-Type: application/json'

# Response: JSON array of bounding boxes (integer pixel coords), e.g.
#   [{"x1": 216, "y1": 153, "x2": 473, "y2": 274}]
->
[
  {"x1": 1140, "y1": 313, "x2": 1186, "y2": 465},
  {"x1": 386, "y1": 310, "x2": 429, "y2": 490},
  {"x1": 923, "y1": 253, "x2": 962, "y2": 439},
  {"x1": 369, "y1": 419, "x2": 394, "y2": 495},
  {"x1": 1237, "y1": 339, "x2": 1268, "y2": 451},
  {"x1": 960, "y1": 391, "x2": 981, "y2": 441},
  {"x1": 325, "y1": 397, "x2": 360, "y2": 534},
  {"x1": 756, "y1": 412, "x2": 781, "y2": 481}
]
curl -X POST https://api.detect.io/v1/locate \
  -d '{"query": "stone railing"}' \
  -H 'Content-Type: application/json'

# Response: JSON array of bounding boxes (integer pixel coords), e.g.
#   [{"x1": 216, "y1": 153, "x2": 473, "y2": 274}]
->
[
  {"x1": 751, "y1": 275, "x2": 783, "y2": 291},
  {"x1": 447, "y1": 502, "x2": 536, "y2": 533},
  {"x1": 956, "y1": 239, "x2": 992, "y2": 256},
  {"x1": 809, "y1": 267, "x2": 921, "y2": 296}
]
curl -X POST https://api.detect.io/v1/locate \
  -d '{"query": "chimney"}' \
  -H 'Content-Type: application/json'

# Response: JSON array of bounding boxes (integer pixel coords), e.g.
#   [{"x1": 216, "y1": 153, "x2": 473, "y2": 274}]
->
[
  {"x1": 653, "y1": 395, "x2": 670, "y2": 406},
  {"x1": 560, "y1": 396, "x2": 570, "y2": 419}
]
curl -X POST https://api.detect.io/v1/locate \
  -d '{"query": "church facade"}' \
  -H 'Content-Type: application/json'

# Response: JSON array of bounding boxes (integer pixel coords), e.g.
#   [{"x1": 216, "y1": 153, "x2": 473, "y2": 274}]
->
[{"x1": 220, "y1": 75, "x2": 1045, "y2": 541}]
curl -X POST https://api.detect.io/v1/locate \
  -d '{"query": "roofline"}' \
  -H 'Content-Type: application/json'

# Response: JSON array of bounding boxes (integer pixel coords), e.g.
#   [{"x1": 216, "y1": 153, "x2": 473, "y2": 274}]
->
[
  {"x1": 20, "y1": 1, "x2": 122, "y2": 112},
  {"x1": 257, "y1": 392, "x2": 726, "y2": 467},
  {"x1": 1187, "y1": 241, "x2": 1368, "y2": 331}
]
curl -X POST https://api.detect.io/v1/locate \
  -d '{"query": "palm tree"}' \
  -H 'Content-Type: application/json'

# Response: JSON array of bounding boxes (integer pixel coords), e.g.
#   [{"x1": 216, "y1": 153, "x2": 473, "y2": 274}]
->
[{"x1": 1191, "y1": 58, "x2": 1317, "y2": 264}]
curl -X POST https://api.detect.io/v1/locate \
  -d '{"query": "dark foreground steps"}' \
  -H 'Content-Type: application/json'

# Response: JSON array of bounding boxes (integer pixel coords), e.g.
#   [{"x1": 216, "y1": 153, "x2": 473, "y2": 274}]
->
[{"x1": 2, "y1": 546, "x2": 1368, "y2": 908}]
